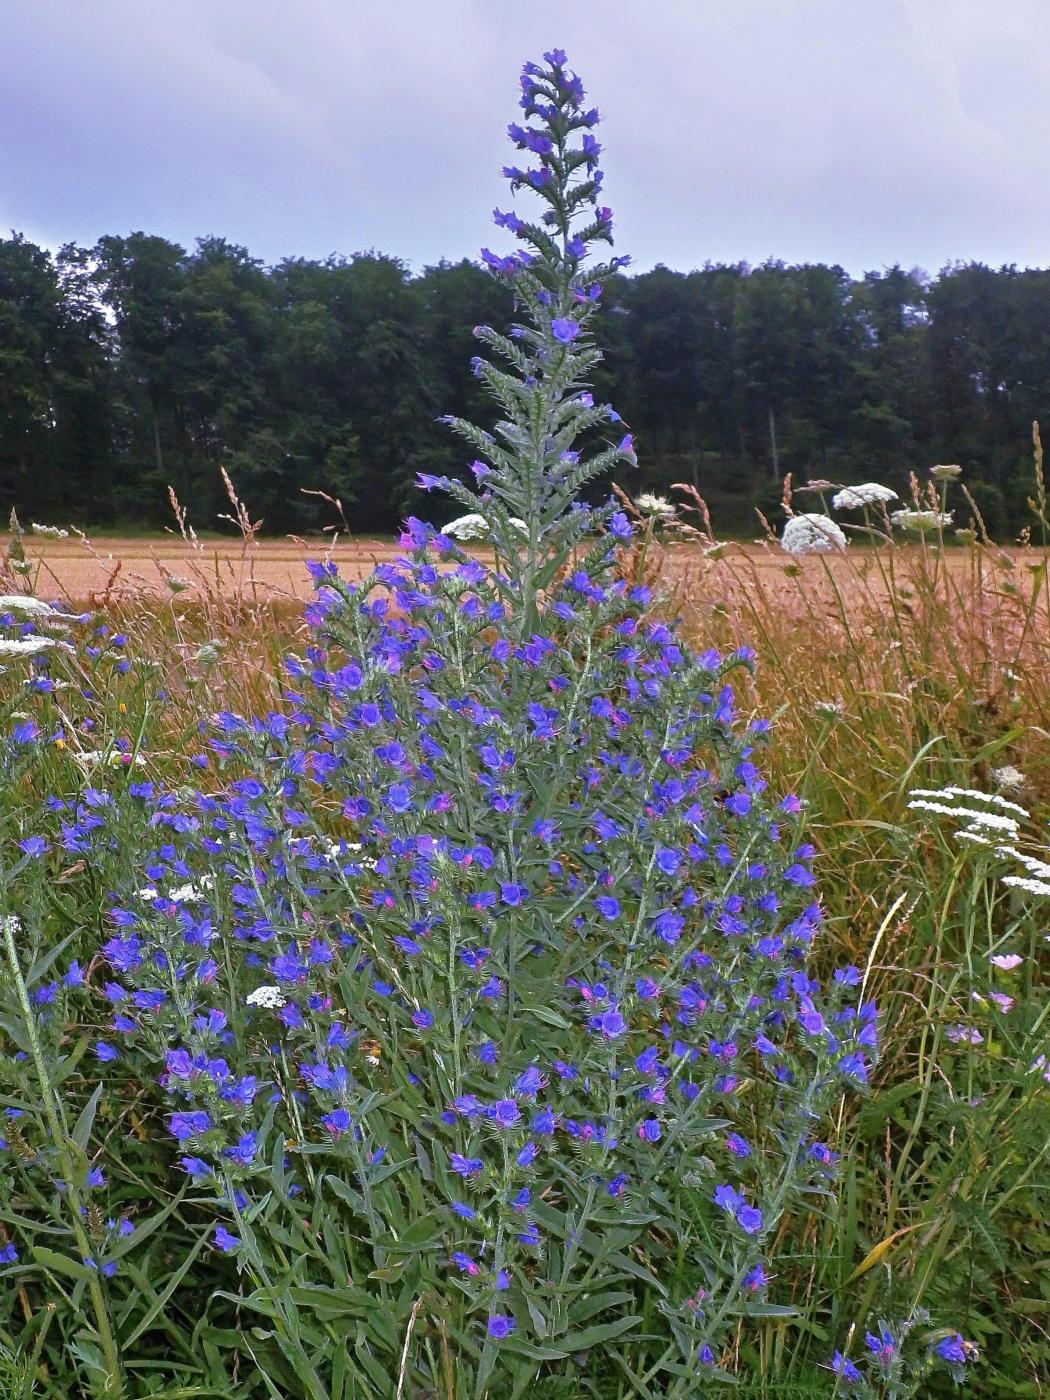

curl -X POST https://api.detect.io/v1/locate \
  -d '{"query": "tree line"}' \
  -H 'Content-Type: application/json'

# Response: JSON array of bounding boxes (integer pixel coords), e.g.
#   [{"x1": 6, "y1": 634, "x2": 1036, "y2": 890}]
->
[{"x1": 2, "y1": 230, "x2": 1049, "y2": 537}]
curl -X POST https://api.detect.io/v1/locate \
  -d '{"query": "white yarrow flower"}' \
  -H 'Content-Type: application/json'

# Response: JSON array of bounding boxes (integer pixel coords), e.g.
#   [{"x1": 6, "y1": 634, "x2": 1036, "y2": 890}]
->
[
  {"x1": 246, "y1": 985, "x2": 286, "y2": 1010},
  {"x1": 780, "y1": 514, "x2": 847, "y2": 555},
  {"x1": 831, "y1": 483, "x2": 898, "y2": 510}
]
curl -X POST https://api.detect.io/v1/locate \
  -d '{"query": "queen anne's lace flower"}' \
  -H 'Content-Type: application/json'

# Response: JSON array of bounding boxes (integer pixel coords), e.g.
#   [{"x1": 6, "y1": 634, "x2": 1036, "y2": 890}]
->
[
  {"x1": 831, "y1": 483, "x2": 898, "y2": 510},
  {"x1": 891, "y1": 508, "x2": 952, "y2": 531},
  {"x1": 0, "y1": 635, "x2": 61, "y2": 657},
  {"x1": 0, "y1": 595, "x2": 57, "y2": 616},
  {"x1": 443, "y1": 513, "x2": 528, "y2": 541},
  {"x1": 780, "y1": 514, "x2": 847, "y2": 554},
  {"x1": 635, "y1": 493, "x2": 677, "y2": 521}
]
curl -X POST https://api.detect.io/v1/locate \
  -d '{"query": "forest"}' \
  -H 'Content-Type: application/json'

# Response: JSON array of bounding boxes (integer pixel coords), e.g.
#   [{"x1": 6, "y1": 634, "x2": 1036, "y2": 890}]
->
[{"x1": 2, "y1": 230, "x2": 1049, "y2": 537}]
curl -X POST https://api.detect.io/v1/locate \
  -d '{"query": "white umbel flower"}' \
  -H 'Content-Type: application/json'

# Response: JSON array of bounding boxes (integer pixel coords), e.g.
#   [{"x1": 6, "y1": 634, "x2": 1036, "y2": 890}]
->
[
  {"x1": 780, "y1": 514, "x2": 847, "y2": 555},
  {"x1": 635, "y1": 493, "x2": 678, "y2": 521},
  {"x1": 991, "y1": 765, "x2": 1026, "y2": 793},
  {"x1": 891, "y1": 508, "x2": 952, "y2": 531},
  {"x1": 930, "y1": 463, "x2": 962, "y2": 480},
  {"x1": 246, "y1": 985, "x2": 286, "y2": 1010},
  {"x1": 0, "y1": 635, "x2": 60, "y2": 657},
  {"x1": 0, "y1": 596, "x2": 56, "y2": 616},
  {"x1": 906, "y1": 799, "x2": 1019, "y2": 834},
  {"x1": 909, "y1": 787, "x2": 1029, "y2": 818},
  {"x1": 831, "y1": 483, "x2": 898, "y2": 511},
  {"x1": 442, "y1": 513, "x2": 528, "y2": 541},
  {"x1": 1002, "y1": 875, "x2": 1050, "y2": 897}
]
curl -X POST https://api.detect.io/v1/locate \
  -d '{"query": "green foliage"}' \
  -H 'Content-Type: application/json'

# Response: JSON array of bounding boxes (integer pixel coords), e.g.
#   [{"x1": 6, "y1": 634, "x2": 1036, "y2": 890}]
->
[{"x1": 4, "y1": 228, "x2": 1050, "y2": 535}]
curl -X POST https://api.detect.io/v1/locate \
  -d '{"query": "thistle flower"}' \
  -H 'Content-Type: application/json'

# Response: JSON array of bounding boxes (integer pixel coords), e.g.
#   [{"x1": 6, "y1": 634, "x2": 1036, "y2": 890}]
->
[{"x1": 780, "y1": 514, "x2": 847, "y2": 555}]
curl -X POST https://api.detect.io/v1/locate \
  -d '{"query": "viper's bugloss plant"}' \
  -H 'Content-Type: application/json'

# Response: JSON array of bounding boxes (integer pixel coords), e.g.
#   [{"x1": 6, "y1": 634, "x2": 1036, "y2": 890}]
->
[
  {"x1": 1, "y1": 49, "x2": 1002, "y2": 1400},
  {"x1": 66, "y1": 50, "x2": 887, "y2": 1398}
]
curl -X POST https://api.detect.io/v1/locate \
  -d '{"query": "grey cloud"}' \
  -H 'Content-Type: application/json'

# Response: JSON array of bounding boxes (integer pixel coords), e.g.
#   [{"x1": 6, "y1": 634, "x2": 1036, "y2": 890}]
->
[{"x1": 3, "y1": 0, "x2": 1050, "y2": 273}]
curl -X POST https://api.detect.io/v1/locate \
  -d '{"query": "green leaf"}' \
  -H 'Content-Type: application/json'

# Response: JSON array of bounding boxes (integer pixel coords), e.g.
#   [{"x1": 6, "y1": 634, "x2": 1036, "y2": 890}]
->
[
  {"x1": 31, "y1": 1246, "x2": 93, "y2": 1281},
  {"x1": 71, "y1": 1083, "x2": 103, "y2": 1153}
]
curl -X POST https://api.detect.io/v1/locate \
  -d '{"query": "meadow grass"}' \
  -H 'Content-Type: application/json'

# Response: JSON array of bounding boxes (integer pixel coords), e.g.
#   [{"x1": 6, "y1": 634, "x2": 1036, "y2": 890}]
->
[{"x1": 0, "y1": 451, "x2": 1046, "y2": 1398}]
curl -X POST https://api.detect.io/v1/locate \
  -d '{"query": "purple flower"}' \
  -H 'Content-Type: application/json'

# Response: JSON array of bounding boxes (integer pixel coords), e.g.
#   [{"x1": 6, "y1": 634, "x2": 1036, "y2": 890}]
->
[
  {"x1": 225, "y1": 1133, "x2": 258, "y2": 1167},
  {"x1": 487, "y1": 1313, "x2": 515, "y2": 1339},
  {"x1": 594, "y1": 895, "x2": 621, "y2": 921},
  {"x1": 830, "y1": 1352, "x2": 861, "y2": 1384},
  {"x1": 322, "y1": 1109, "x2": 351, "y2": 1137},
  {"x1": 213, "y1": 1226, "x2": 240, "y2": 1254},
  {"x1": 499, "y1": 881, "x2": 529, "y2": 907},
  {"x1": 551, "y1": 318, "x2": 580, "y2": 344},
  {"x1": 713, "y1": 1184, "x2": 742, "y2": 1212},
  {"x1": 169, "y1": 1111, "x2": 210, "y2": 1142},
  {"x1": 591, "y1": 1008, "x2": 626, "y2": 1039},
  {"x1": 637, "y1": 1119, "x2": 661, "y2": 1143},
  {"x1": 736, "y1": 1204, "x2": 763, "y2": 1235},
  {"x1": 935, "y1": 1334, "x2": 967, "y2": 1365},
  {"x1": 489, "y1": 1098, "x2": 521, "y2": 1128},
  {"x1": 450, "y1": 1153, "x2": 483, "y2": 1177}
]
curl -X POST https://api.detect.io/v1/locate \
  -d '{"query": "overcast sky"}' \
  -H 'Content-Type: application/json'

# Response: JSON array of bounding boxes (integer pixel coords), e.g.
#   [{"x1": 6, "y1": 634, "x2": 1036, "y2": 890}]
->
[{"x1": 3, "y1": 0, "x2": 1050, "y2": 277}]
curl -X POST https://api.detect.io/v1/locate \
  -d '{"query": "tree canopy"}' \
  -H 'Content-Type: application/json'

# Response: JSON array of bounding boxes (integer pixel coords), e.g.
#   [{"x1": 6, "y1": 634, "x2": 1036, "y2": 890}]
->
[{"x1": 1, "y1": 230, "x2": 1048, "y2": 537}]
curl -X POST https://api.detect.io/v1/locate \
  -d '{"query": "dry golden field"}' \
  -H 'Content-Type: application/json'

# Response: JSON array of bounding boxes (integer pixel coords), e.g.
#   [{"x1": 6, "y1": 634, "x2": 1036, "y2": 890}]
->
[{"x1": 5, "y1": 528, "x2": 1031, "y2": 604}]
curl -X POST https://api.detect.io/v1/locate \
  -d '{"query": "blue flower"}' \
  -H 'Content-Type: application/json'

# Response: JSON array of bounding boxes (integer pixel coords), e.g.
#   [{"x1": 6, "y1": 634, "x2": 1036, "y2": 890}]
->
[
  {"x1": 550, "y1": 318, "x2": 580, "y2": 344},
  {"x1": 213, "y1": 1226, "x2": 240, "y2": 1254},
  {"x1": 169, "y1": 1112, "x2": 210, "y2": 1142},
  {"x1": 935, "y1": 1334, "x2": 967, "y2": 1365},
  {"x1": 830, "y1": 1352, "x2": 861, "y2": 1383}
]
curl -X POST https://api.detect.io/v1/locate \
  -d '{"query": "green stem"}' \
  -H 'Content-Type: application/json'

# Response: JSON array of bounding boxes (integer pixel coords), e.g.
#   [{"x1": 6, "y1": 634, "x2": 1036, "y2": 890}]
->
[{"x1": 1, "y1": 913, "x2": 125, "y2": 1398}]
